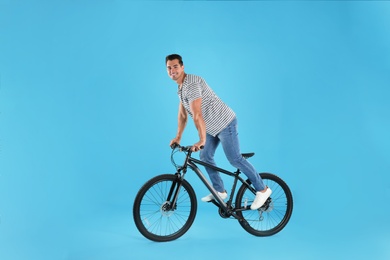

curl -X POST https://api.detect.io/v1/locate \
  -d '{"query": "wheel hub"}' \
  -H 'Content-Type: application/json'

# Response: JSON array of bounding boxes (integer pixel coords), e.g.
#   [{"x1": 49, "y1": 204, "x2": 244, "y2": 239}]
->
[
  {"x1": 160, "y1": 201, "x2": 175, "y2": 217},
  {"x1": 263, "y1": 198, "x2": 274, "y2": 213}
]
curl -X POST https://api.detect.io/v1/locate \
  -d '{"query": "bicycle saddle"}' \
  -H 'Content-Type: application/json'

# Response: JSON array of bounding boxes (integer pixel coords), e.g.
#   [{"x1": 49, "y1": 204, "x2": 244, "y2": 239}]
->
[{"x1": 242, "y1": 153, "x2": 255, "y2": 159}]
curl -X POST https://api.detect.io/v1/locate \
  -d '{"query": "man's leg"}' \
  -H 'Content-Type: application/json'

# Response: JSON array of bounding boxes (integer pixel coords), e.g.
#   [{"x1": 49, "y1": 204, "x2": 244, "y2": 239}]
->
[
  {"x1": 199, "y1": 133, "x2": 225, "y2": 193},
  {"x1": 218, "y1": 118, "x2": 266, "y2": 192},
  {"x1": 218, "y1": 118, "x2": 271, "y2": 209}
]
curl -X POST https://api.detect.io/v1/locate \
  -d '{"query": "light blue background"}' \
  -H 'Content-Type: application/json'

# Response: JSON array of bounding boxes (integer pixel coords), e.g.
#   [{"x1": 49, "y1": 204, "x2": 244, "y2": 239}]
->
[{"x1": 1, "y1": 1, "x2": 389, "y2": 259}]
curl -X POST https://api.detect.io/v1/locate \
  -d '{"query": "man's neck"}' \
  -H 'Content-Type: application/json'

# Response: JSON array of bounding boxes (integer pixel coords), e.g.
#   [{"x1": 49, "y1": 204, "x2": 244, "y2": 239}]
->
[{"x1": 176, "y1": 73, "x2": 186, "y2": 87}]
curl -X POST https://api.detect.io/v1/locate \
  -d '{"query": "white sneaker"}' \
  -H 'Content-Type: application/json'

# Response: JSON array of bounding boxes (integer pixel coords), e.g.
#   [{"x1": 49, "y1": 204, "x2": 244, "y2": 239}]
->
[
  {"x1": 201, "y1": 191, "x2": 228, "y2": 202},
  {"x1": 250, "y1": 187, "x2": 272, "y2": 210}
]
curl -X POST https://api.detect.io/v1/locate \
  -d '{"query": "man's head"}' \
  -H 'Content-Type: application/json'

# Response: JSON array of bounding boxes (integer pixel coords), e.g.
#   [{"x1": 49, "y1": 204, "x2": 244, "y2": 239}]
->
[
  {"x1": 166, "y1": 54, "x2": 183, "y2": 66},
  {"x1": 166, "y1": 54, "x2": 185, "y2": 82}
]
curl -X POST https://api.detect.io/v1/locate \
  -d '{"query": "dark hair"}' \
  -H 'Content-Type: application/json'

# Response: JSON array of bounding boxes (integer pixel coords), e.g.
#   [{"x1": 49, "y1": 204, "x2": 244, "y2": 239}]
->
[{"x1": 166, "y1": 54, "x2": 183, "y2": 66}]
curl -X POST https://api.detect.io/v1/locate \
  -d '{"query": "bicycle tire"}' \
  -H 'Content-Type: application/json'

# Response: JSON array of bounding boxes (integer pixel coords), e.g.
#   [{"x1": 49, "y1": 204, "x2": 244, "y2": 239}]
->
[
  {"x1": 235, "y1": 173, "x2": 293, "y2": 236},
  {"x1": 133, "y1": 174, "x2": 197, "y2": 242}
]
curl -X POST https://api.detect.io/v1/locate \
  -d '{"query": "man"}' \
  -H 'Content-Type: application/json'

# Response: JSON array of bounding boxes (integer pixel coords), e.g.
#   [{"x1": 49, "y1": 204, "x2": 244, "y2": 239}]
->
[{"x1": 166, "y1": 54, "x2": 271, "y2": 210}]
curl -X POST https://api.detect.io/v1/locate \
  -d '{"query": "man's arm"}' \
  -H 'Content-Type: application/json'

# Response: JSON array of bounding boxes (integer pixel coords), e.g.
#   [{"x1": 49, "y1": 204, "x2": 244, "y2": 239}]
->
[
  {"x1": 189, "y1": 98, "x2": 206, "y2": 151},
  {"x1": 170, "y1": 102, "x2": 188, "y2": 146}
]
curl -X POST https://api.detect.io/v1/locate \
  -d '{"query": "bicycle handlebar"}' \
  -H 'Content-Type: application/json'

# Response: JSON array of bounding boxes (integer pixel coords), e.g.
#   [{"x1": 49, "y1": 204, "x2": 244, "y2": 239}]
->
[{"x1": 170, "y1": 143, "x2": 204, "y2": 152}]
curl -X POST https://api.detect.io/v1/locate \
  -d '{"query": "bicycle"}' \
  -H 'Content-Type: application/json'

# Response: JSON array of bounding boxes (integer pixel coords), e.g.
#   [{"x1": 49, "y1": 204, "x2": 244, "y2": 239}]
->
[{"x1": 133, "y1": 143, "x2": 293, "y2": 242}]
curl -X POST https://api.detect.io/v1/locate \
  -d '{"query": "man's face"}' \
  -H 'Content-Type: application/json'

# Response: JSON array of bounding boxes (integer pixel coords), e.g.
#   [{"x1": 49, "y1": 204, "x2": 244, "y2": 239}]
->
[{"x1": 166, "y1": 59, "x2": 184, "y2": 81}]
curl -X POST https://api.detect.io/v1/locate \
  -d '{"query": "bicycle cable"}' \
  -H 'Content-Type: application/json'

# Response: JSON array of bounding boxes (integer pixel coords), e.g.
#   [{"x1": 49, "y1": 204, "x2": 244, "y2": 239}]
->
[{"x1": 170, "y1": 147, "x2": 180, "y2": 169}]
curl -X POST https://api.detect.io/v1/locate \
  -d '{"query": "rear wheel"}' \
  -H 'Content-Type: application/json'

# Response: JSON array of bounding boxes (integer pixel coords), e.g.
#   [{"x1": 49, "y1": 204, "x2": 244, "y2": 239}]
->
[
  {"x1": 133, "y1": 174, "x2": 197, "y2": 242},
  {"x1": 235, "y1": 173, "x2": 293, "y2": 236}
]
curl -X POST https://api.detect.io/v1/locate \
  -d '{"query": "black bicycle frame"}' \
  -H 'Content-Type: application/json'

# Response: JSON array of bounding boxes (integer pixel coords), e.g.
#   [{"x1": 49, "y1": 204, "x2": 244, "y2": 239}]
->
[{"x1": 173, "y1": 151, "x2": 256, "y2": 219}]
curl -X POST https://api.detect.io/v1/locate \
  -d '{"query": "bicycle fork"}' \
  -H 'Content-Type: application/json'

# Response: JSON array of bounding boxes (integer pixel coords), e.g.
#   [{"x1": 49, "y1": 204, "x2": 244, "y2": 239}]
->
[{"x1": 163, "y1": 173, "x2": 184, "y2": 212}]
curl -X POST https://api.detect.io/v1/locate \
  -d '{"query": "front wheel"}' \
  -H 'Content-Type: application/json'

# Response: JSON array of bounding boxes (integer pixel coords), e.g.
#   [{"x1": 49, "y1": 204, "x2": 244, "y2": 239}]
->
[
  {"x1": 133, "y1": 174, "x2": 197, "y2": 242},
  {"x1": 235, "y1": 173, "x2": 293, "y2": 236}
]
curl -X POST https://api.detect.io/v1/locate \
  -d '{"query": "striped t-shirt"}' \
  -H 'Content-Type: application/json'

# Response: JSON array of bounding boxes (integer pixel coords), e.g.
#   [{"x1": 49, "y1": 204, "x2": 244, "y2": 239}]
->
[{"x1": 178, "y1": 74, "x2": 236, "y2": 137}]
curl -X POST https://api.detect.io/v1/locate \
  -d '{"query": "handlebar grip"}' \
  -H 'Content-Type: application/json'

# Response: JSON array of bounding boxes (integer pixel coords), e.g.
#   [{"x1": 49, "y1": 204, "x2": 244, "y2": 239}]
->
[{"x1": 171, "y1": 143, "x2": 180, "y2": 149}]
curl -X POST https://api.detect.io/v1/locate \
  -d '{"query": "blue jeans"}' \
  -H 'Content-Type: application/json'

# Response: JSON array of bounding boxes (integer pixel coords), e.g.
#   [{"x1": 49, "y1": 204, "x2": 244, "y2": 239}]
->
[{"x1": 200, "y1": 117, "x2": 265, "y2": 192}]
